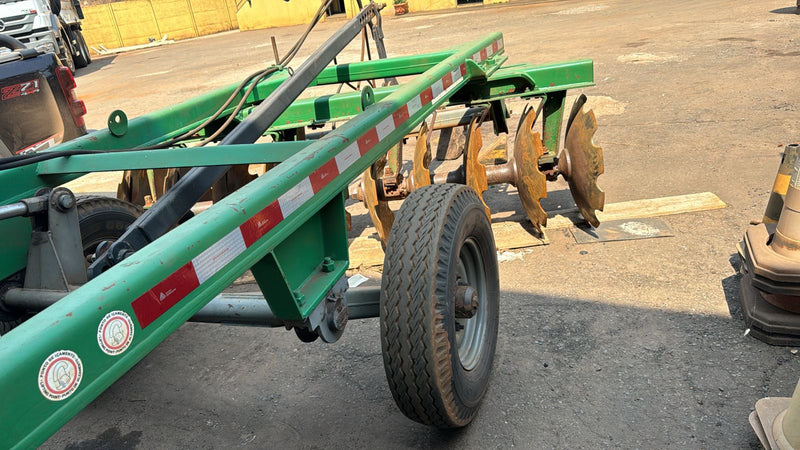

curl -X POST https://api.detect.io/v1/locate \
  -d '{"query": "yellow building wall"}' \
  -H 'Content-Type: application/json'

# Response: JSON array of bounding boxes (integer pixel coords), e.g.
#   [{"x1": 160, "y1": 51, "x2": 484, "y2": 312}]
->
[
  {"x1": 236, "y1": 1, "x2": 323, "y2": 31},
  {"x1": 409, "y1": 0, "x2": 455, "y2": 13},
  {"x1": 81, "y1": 0, "x2": 511, "y2": 51},
  {"x1": 81, "y1": 0, "x2": 239, "y2": 52}
]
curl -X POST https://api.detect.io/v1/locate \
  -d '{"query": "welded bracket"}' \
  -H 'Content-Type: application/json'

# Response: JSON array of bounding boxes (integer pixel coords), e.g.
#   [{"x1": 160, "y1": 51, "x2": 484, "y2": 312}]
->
[
  {"x1": 250, "y1": 192, "x2": 349, "y2": 322},
  {"x1": 23, "y1": 188, "x2": 86, "y2": 291}
]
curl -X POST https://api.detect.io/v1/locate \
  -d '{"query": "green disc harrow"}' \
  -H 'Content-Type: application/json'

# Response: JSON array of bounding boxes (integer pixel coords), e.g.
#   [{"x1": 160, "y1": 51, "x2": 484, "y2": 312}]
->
[{"x1": 0, "y1": 3, "x2": 603, "y2": 447}]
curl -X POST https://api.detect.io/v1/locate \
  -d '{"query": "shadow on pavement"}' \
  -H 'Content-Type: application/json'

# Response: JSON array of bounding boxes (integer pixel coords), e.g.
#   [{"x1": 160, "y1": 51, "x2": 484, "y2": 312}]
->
[
  {"x1": 770, "y1": 6, "x2": 799, "y2": 14},
  {"x1": 45, "y1": 287, "x2": 799, "y2": 449},
  {"x1": 74, "y1": 55, "x2": 117, "y2": 77}
]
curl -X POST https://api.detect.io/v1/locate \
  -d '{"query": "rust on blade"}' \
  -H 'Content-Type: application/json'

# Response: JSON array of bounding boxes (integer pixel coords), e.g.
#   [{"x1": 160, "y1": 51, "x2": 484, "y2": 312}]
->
[
  {"x1": 512, "y1": 105, "x2": 547, "y2": 231},
  {"x1": 361, "y1": 156, "x2": 394, "y2": 245},
  {"x1": 561, "y1": 94, "x2": 605, "y2": 228},
  {"x1": 410, "y1": 122, "x2": 432, "y2": 191},
  {"x1": 464, "y1": 117, "x2": 490, "y2": 219}
]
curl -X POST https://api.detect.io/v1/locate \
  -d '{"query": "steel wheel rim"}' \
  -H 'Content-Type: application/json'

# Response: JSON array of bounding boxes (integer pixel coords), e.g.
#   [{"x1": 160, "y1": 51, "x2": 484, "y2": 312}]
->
[{"x1": 454, "y1": 237, "x2": 488, "y2": 371}]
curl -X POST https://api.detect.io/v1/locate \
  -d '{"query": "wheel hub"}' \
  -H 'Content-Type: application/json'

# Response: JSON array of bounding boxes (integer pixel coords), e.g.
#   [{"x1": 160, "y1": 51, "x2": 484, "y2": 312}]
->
[{"x1": 454, "y1": 284, "x2": 479, "y2": 319}]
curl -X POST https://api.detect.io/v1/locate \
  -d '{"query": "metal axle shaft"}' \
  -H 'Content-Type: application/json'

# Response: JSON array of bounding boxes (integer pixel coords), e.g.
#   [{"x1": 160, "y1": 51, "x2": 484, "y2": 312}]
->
[{"x1": 2, "y1": 286, "x2": 381, "y2": 326}]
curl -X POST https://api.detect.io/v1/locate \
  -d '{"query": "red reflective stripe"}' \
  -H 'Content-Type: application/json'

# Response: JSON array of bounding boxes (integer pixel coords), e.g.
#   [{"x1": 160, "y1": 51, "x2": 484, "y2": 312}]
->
[
  {"x1": 392, "y1": 104, "x2": 410, "y2": 128},
  {"x1": 126, "y1": 55, "x2": 483, "y2": 329},
  {"x1": 240, "y1": 200, "x2": 283, "y2": 247},
  {"x1": 357, "y1": 128, "x2": 379, "y2": 155},
  {"x1": 480, "y1": 49, "x2": 488, "y2": 61},
  {"x1": 442, "y1": 72, "x2": 453, "y2": 89},
  {"x1": 420, "y1": 87, "x2": 433, "y2": 106},
  {"x1": 492, "y1": 41, "x2": 498, "y2": 53},
  {"x1": 131, "y1": 262, "x2": 200, "y2": 329},
  {"x1": 309, "y1": 158, "x2": 339, "y2": 193}
]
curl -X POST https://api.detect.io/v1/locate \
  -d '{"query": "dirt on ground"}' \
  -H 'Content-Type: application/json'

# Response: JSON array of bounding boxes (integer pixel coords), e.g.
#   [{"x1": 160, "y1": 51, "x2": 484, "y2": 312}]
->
[{"x1": 45, "y1": 0, "x2": 800, "y2": 448}]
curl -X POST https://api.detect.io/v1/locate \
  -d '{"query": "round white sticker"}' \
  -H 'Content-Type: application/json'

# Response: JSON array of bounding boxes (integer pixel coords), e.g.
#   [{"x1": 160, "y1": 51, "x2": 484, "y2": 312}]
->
[
  {"x1": 97, "y1": 310, "x2": 134, "y2": 356},
  {"x1": 38, "y1": 350, "x2": 83, "y2": 401}
]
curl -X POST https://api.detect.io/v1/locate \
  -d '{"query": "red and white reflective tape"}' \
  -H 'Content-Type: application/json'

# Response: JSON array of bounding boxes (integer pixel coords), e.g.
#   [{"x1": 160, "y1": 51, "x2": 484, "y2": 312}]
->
[{"x1": 130, "y1": 38, "x2": 504, "y2": 329}]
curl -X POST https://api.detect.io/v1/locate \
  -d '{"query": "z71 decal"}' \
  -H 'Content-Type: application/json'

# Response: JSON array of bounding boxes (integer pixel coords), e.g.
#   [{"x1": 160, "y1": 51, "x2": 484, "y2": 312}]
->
[{"x1": 1, "y1": 79, "x2": 40, "y2": 100}]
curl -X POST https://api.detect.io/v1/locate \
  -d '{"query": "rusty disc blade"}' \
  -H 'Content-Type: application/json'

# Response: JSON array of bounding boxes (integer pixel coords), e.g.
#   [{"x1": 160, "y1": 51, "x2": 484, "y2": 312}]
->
[
  {"x1": 512, "y1": 106, "x2": 548, "y2": 231},
  {"x1": 464, "y1": 117, "x2": 490, "y2": 219},
  {"x1": 361, "y1": 156, "x2": 394, "y2": 245},
  {"x1": 561, "y1": 94, "x2": 605, "y2": 228},
  {"x1": 410, "y1": 121, "x2": 432, "y2": 191}
]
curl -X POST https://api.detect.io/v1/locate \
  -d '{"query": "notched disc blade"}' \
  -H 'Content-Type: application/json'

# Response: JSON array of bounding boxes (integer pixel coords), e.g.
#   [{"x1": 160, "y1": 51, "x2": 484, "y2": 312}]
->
[
  {"x1": 361, "y1": 156, "x2": 394, "y2": 245},
  {"x1": 513, "y1": 106, "x2": 548, "y2": 231},
  {"x1": 464, "y1": 118, "x2": 490, "y2": 219},
  {"x1": 563, "y1": 94, "x2": 605, "y2": 228},
  {"x1": 410, "y1": 122, "x2": 432, "y2": 191}
]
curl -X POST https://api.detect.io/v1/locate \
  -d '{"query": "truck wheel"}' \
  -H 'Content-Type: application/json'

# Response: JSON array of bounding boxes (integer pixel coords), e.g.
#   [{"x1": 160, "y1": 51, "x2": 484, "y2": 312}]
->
[
  {"x1": 59, "y1": 29, "x2": 76, "y2": 73},
  {"x1": 49, "y1": 0, "x2": 61, "y2": 15},
  {"x1": 0, "y1": 196, "x2": 141, "y2": 336},
  {"x1": 380, "y1": 183, "x2": 500, "y2": 428},
  {"x1": 72, "y1": 30, "x2": 90, "y2": 68}
]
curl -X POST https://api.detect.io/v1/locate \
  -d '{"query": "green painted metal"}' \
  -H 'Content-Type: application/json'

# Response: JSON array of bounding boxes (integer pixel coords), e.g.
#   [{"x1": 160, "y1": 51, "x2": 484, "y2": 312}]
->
[
  {"x1": 265, "y1": 59, "x2": 593, "y2": 131},
  {"x1": 35, "y1": 142, "x2": 311, "y2": 174},
  {"x1": 0, "y1": 27, "x2": 600, "y2": 448},
  {"x1": 253, "y1": 193, "x2": 349, "y2": 320},
  {"x1": 0, "y1": 50, "x2": 457, "y2": 281},
  {"x1": 0, "y1": 56, "x2": 591, "y2": 283},
  {"x1": 0, "y1": 32, "x2": 509, "y2": 448},
  {"x1": 542, "y1": 91, "x2": 566, "y2": 158}
]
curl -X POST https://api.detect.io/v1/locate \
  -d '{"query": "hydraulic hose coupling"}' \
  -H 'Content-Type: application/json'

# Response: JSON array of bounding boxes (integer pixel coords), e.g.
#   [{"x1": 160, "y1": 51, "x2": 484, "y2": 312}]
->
[{"x1": 772, "y1": 153, "x2": 800, "y2": 260}]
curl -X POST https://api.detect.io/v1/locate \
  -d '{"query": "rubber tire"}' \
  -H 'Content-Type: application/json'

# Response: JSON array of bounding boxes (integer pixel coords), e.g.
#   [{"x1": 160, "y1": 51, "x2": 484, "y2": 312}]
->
[
  {"x1": 49, "y1": 0, "x2": 61, "y2": 15},
  {"x1": 76, "y1": 195, "x2": 141, "y2": 257},
  {"x1": 59, "y1": 29, "x2": 75, "y2": 73},
  {"x1": 72, "y1": 30, "x2": 90, "y2": 69},
  {"x1": 380, "y1": 183, "x2": 499, "y2": 428}
]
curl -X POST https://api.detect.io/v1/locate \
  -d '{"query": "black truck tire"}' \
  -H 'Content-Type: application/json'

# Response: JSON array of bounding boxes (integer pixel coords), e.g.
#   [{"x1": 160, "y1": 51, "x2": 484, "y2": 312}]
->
[
  {"x1": 72, "y1": 29, "x2": 90, "y2": 68},
  {"x1": 49, "y1": 0, "x2": 61, "y2": 15},
  {"x1": 380, "y1": 183, "x2": 500, "y2": 428},
  {"x1": 59, "y1": 28, "x2": 75, "y2": 73}
]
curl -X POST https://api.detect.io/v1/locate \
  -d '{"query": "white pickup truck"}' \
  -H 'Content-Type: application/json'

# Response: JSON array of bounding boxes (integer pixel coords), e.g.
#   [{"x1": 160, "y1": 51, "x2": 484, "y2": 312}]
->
[{"x1": 0, "y1": 0, "x2": 91, "y2": 72}]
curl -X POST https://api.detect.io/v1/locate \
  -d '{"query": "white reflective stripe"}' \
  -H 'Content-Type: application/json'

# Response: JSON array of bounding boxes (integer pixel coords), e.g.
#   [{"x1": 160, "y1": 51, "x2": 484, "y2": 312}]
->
[
  {"x1": 335, "y1": 142, "x2": 361, "y2": 173},
  {"x1": 192, "y1": 228, "x2": 247, "y2": 283},
  {"x1": 473, "y1": 52, "x2": 481, "y2": 62},
  {"x1": 406, "y1": 95, "x2": 423, "y2": 117},
  {"x1": 278, "y1": 177, "x2": 314, "y2": 217},
  {"x1": 451, "y1": 68, "x2": 462, "y2": 83},
  {"x1": 431, "y1": 79, "x2": 444, "y2": 99},
  {"x1": 375, "y1": 115, "x2": 395, "y2": 141}
]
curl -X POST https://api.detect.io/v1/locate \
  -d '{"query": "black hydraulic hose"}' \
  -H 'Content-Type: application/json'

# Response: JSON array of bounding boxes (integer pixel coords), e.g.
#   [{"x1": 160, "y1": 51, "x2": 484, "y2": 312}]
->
[
  {"x1": 143, "y1": 0, "x2": 332, "y2": 150},
  {"x1": 195, "y1": 68, "x2": 278, "y2": 145}
]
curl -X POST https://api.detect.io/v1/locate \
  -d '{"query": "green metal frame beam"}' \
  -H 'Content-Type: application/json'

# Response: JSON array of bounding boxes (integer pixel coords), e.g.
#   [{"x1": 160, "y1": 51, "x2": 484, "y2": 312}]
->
[
  {"x1": 267, "y1": 59, "x2": 594, "y2": 131},
  {"x1": 0, "y1": 32, "x2": 507, "y2": 448},
  {"x1": 35, "y1": 142, "x2": 311, "y2": 175}
]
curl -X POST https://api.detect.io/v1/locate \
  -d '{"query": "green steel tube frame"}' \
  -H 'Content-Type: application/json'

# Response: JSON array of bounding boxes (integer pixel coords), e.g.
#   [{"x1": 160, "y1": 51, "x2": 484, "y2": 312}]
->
[{"x1": 0, "y1": 32, "x2": 593, "y2": 448}]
